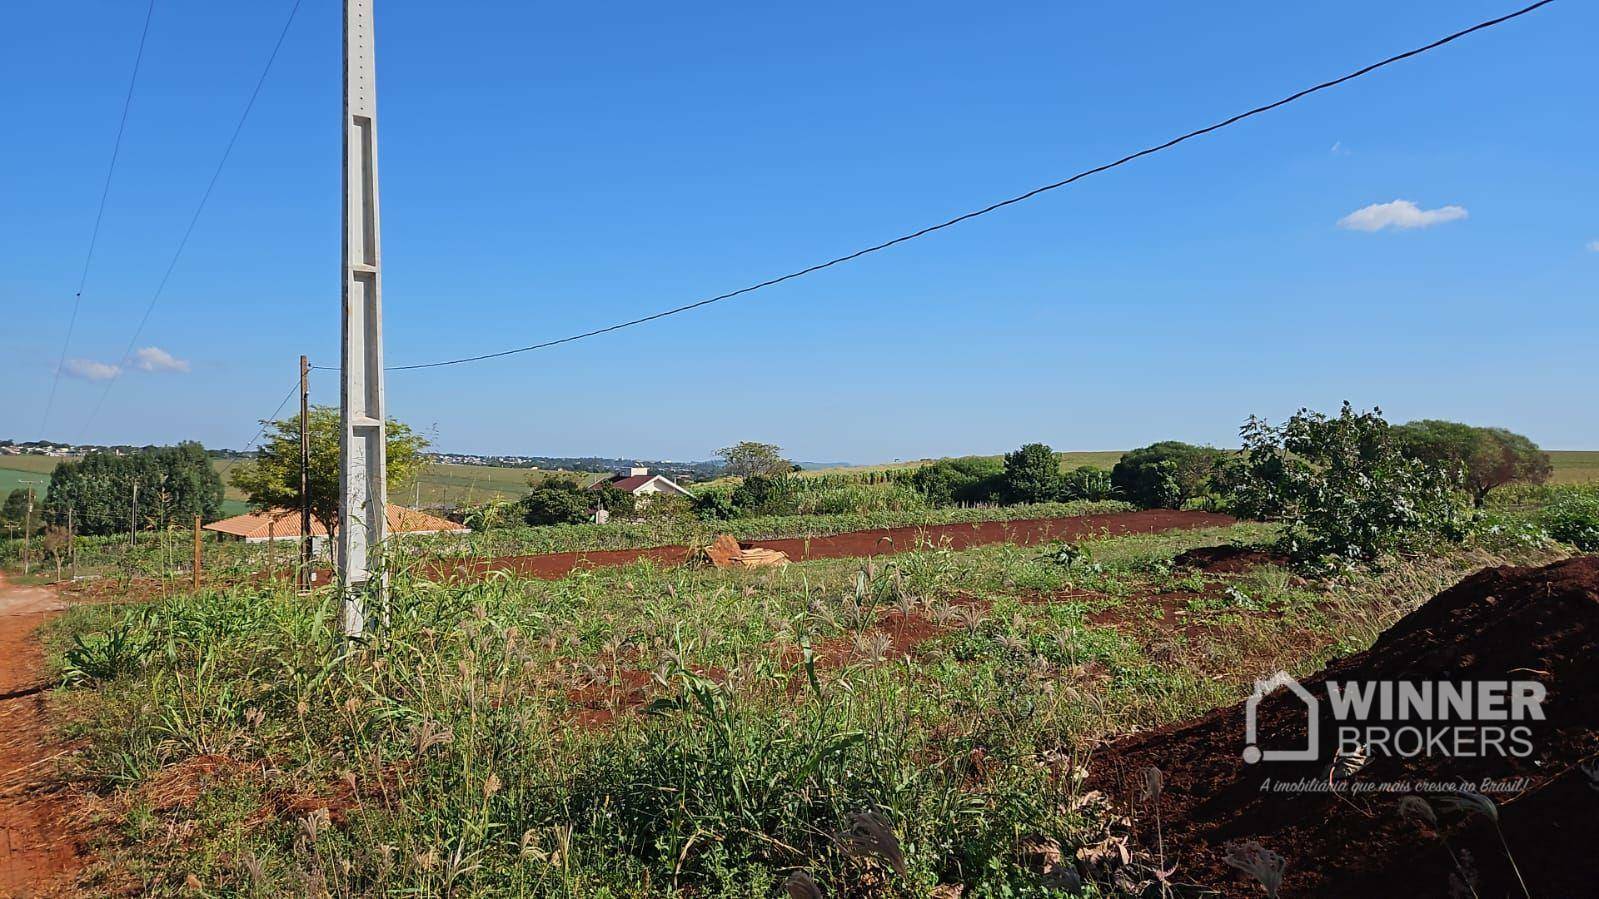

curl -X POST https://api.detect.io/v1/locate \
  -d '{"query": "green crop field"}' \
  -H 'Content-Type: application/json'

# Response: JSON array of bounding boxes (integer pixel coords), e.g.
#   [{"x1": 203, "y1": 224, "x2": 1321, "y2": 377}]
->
[
  {"x1": 403, "y1": 461, "x2": 601, "y2": 506},
  {"x1": 1548, "y1": 450, "x2": 1599, "y2": 484},
  {"x1": 0, "y1": 467, "x2": 51, "y2": 501}
]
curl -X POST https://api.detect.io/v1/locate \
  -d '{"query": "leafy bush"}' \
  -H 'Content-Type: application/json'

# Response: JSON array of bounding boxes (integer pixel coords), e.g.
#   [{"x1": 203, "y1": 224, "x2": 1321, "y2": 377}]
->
[
  {"x1": 1001, "y1": 443, "x2": 1064, "y2": 504},
  {"x1": 1060, "y1": 465, "x2": 1115, "y2": 501},
  {"x1": 731, "y1": 474, "x2": 799, "y2": 517},
  {"x1": 1232, "y1": 403, "x2": 1462, "y2": 566},
  {"x1": 1463, "y1": 511, "x2": 1554, "y2": 554},
  {"x1": 461, "y1": 499, "x2": 521, "y2": 530},
  {"x1": 1111, "y1": 442, "x2": 1228, "y2": 509},
  {"x1": 1539, "y1": 486, "x2": 1599, "y2": 551},
  {"x1": 909, "y1": 457, "x2": 1003, "y2": 506},
  {"x1": 693, "y1": 491, "x2": 737, "y2": 521},
  {"x1": 523, "y1": 478, "x2": 594, "y2": 526},
  {"x1": 590, "y1": 483, "x2": 638, "y2": 517}
]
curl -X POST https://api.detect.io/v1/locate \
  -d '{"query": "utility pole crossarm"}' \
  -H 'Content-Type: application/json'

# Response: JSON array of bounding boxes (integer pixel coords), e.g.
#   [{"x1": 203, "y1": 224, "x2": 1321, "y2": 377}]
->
[{"x1": 339, "y1": 0, "x2": 388, "y2": 636}]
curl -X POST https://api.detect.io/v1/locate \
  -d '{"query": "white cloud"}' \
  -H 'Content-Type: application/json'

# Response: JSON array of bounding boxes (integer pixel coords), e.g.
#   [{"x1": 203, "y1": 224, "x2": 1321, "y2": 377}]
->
[
  {"x1": 61, "y1": 359, "x2": 122, "y2": 381},
  {"x1": 1586, "y1": 240, "x2": 1599, "y2": 253},
  {"x1": 1337, "y1": 199, "x2": 1468, "y2": 232},
  {"x1": 133, "y1": 346, "x2": 190, "y2": 373},
  {"x1": 1330, "y1": 141, "x2": 1349, "y2": 156}
]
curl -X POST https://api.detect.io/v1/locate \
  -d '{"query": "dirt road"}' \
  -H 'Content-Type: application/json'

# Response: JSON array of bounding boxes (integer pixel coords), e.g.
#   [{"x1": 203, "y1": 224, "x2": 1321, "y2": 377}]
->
[
  {"x1": 437, "y1": 509, "x2": 1237, "y2": 581},
  {"x1": 0, "y1": 575, "x2": 75, "y2": 896}
]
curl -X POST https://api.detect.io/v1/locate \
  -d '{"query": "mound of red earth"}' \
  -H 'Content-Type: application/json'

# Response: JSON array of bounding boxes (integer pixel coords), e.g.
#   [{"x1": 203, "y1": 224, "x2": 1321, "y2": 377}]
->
[
  {"x1": 1090, "y1": 556, "x2": 1599, "y2": 897},
  {"x1": 1172, "y1": 544, "x2": 1290, "y2": 575}
]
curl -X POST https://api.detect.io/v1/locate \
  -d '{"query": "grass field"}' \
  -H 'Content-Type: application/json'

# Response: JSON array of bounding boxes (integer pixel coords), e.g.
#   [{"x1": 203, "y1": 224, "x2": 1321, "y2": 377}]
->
[{"x1": 49, "y1": 516, "x2": 1567, "y2": 895}]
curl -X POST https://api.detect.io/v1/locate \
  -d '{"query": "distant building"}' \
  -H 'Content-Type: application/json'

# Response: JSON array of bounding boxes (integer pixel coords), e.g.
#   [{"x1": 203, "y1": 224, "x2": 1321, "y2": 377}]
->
[
  {"x1": 587, "y1": 467, "x2": 695, "y2": 500},
  {"x1": 203, "y1": 504, "x2": 469, "y2": 544}
]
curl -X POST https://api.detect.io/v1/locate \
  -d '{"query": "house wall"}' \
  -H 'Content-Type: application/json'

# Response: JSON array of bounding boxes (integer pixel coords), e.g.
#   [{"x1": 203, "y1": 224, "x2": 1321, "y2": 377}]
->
[{"x1": 633, "y1": 477, "x2": 692, "y2": 498}]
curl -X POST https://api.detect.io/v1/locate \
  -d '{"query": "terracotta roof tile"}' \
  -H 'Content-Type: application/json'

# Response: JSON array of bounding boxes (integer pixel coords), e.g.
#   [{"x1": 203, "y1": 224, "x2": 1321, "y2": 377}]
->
[{"x1": 203, "y1": 503, "x2": 468, "y2": 539}]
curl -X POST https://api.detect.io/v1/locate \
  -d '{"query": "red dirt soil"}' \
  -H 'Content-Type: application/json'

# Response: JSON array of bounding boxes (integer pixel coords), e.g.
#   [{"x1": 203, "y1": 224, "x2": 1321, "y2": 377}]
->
[
  {"x1": 1090, "y1": 556, "x2": 1599, "y2": 897},
  {"x1": 0, "y1": 576, "x2": 80, "y2": 896},
  {"x1": 429, "y1": 510, "x2": 1234, "y2": 582},
  {"x1": 1171, "y1": 544, "x2": 1290, "y2": 575}
]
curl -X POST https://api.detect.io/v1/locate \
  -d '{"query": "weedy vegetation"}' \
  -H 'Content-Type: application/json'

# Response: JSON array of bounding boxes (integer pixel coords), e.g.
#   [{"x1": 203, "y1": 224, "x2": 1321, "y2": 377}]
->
[{"x1": 48, "y1": 507, "x2": 1569, "y2": 896}]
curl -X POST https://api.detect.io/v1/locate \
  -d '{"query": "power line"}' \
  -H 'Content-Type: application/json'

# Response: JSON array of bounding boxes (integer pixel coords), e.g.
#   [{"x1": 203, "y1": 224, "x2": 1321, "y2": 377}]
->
[
  {"x1": 216, "y1": 377, "x2": 303, "y2": 483},
  {"x1": 40, "y1": 0, "x2": 158, "y2": 435},
  {"x1": 379, "y1": 0, "x2": 1555, "y2": 374},
  {"x1": 77, "y1": 0, "x2": 305, "y2": 441}
]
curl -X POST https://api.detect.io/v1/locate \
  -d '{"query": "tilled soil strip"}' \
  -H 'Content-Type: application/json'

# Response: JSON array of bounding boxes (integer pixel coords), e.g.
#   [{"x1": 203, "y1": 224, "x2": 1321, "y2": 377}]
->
[{"x1": 403, "y1": 509, "x2": 1236, "y2": 583}]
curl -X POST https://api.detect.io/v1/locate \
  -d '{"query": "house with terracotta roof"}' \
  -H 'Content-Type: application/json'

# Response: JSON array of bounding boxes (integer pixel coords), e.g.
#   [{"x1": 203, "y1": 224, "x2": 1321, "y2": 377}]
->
[
  {"x1": 587, "y1": 467, "x2": 694, "y2": 500},
  {"x1": 203, "y1": 504, "x2": 469, "y2": 543}
]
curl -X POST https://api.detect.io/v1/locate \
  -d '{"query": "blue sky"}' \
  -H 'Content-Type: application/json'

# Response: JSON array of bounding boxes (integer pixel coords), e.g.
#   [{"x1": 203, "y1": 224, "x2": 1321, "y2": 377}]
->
[{"x1": 4, "y1": 0, "x2": 1594, "y2": 462}]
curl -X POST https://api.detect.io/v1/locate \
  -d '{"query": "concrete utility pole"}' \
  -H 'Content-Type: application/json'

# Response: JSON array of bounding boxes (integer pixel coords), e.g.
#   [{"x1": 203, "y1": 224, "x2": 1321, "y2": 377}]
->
[{"x1": 339, "y1": 0, "x2": 388, "y2": 636}]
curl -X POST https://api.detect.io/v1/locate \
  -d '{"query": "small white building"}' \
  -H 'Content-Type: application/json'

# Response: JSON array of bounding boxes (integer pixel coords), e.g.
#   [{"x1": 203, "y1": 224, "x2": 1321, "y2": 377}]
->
[{"x1": 587, "y1": 467, "x2": 694, "y2": 500}]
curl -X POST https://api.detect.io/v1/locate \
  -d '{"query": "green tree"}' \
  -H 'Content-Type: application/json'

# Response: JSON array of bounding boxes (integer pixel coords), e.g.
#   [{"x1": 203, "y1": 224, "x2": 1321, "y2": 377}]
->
[
  {"x1": 1, "y1": 488, "x2": 32, "y2": 527},
  {"x1": 717, "y1": 441, "x2": 792, "y2": 478},
  {"x1": 1111, "y1": 442, "x2": 1228, "y2": 509},
  {"x1": 523, "y1": 479, "x2": 594, "y2": 526},
  {"x1": 1393, "y1": 420, "x2": 1552, "y2": 507},
  {"x1": 47, "y1": 443, "x2": 223, "y2": 536},
  {"x1": 591, "y1": 483, "x2": 638, "y2": 517},
  {"x1": 1001, "y1": 443, "x2": 1065, "y2": 504},
  {"x1": 229, "y1": 406, "x2": 429, "y2": 540},
  {"x1": 1232, "y1": 403, "x2": 1461, "y2": 566}
]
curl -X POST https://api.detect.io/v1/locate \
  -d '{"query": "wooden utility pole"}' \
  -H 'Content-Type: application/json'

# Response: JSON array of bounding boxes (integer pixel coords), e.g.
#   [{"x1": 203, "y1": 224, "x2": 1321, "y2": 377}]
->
[
  {"x1": 339, "y1": 0, "x2": 389, "y2": 636},
  {"x1": 19, "y1": 481, "x2": 42, "y2": 576},
  {"x1": 68, "y1": 506, "x2": 76, "y2": 580},
  {"x1": 129, "y1": 480, "x2": 139, "y2": 548},
  {"x1": 192, "y1": 515, "x2": 202, "y2": 591},
  {"x1": 300, "y1": 354, "x2": 312, "y2": 593}
]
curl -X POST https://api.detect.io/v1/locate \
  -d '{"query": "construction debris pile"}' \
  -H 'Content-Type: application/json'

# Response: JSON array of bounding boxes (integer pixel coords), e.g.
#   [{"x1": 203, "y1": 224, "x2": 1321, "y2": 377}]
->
[{"x1": 693, "y1": 535, "x2": 791, "y2": 570}]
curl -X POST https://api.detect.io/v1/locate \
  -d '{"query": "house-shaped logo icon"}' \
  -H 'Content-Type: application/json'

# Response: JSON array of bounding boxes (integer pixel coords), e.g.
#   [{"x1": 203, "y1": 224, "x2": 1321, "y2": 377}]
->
[{"x1": 1242, "y1": 671, "x2": 1319, "y2": 764}]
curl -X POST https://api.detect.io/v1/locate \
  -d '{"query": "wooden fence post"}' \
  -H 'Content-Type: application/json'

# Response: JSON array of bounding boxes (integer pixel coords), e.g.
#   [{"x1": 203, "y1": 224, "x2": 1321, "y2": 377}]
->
[{"x1": 193, "y1": 515, "x2": 202, "y2": 592}]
